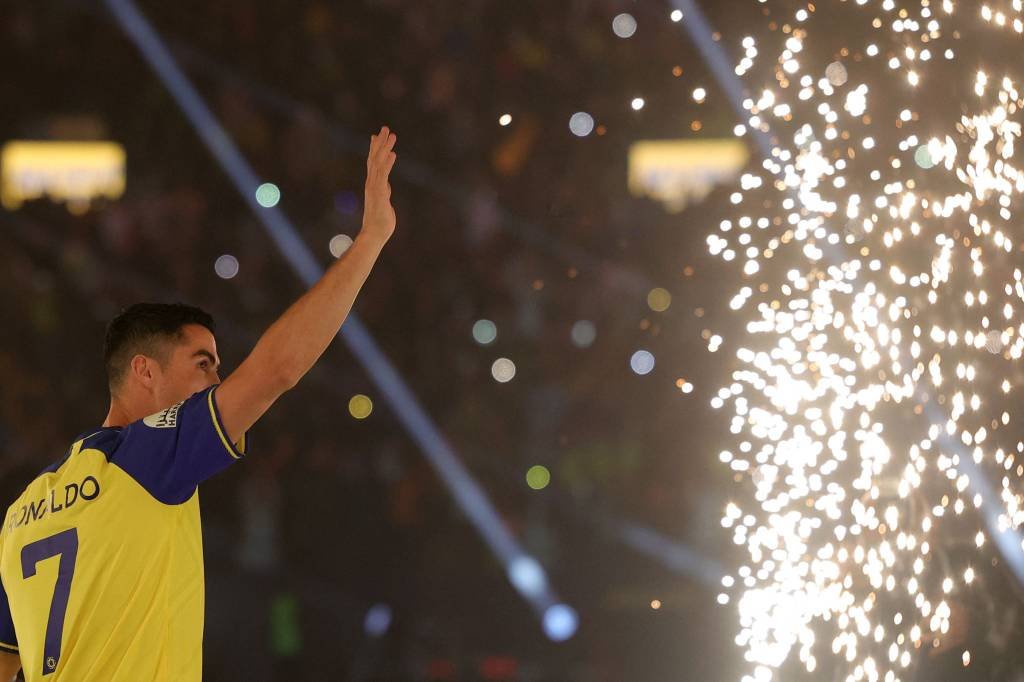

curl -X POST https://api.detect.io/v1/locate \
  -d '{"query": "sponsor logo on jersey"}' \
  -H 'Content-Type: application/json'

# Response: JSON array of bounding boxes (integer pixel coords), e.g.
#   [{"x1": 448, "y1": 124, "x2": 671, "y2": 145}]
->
[{"x1": 143, "y1": 400, "x2": 183, "y2": 429}]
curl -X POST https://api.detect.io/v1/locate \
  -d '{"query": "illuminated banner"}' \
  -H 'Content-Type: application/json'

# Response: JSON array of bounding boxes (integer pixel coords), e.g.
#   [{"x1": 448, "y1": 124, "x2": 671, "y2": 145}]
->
[
  {"x1": 1, "y1": 141, "x2": 126, "y2": 211},
  {"x1": 628, "y1": 139, "x2": 748, "y2": 213}
]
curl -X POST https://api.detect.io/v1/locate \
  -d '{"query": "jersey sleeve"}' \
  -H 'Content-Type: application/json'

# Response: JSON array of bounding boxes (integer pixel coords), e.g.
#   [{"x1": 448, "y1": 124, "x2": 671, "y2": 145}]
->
[
  {"x1": 111, "y1": 385, "x2": 248, "y2": 505},
  {"x1": 0, "y1": 574, "x2": 17, "y2": 655}
]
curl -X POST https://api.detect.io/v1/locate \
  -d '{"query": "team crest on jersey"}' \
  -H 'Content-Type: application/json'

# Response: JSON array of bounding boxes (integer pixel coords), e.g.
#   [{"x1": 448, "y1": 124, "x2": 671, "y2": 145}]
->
[{"x1": 143, "y1": 400, "x2": 183, "y2": 428}]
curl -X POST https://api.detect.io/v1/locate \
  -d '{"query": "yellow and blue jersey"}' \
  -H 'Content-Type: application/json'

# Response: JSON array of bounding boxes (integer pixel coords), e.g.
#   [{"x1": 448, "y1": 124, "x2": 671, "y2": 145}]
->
[{"x1": 0, "y1": 385, "x2": 247, "y2": 681}]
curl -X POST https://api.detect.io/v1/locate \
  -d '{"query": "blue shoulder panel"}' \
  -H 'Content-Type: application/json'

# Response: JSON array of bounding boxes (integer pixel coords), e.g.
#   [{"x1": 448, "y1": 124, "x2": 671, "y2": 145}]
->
[
  {"x1": 38, "y1": 428, "x2": 122, "y2": 477},
  {"x1": 109, "y1": 385, "x2": 248, "y2": 505}
]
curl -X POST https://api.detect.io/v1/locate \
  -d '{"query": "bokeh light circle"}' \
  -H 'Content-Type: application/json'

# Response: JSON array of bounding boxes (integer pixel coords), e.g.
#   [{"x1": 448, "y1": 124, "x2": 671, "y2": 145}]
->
[
  {"x1": 630, "y1": 350, "x2": 655, "y2": 375},
  {"x1": 491, "y1": 358, "x2": 516, "y2": 383},
  {"x1": 612, "y1": 13, "x2": 637, "y2": 39},
  {"x1": 255, "y1": 182, "x2": 281, "y2": 208},
  {"x1": 214, "y1": 254, "x2": 239, "y2": 279},
  {"x1": 542, "y1": 604, "x2": 578, "y2": 642},
  {"x1": 914, "y1": 144, "x2": 935, "y2": 169},
  {"x1": 348, "y1": 394, "x2": 373, "y2": 419},
  {"x1": 473, "y1": 319, "x2": 498, "y2": 345},
  {"x1": 526, "y1": 465, "x2": 551, "y2": 490},
  {"x1": 329, "y1": 234, "x2": 354, "y2": 258},
  {"x1": 647, "y1": 288, "x2": 672, "y2": 312},
  {"x1": 825, "y1": 61, "x2": 848, "y2": 86},
  {"x1": 571, "y1": 320, "x2": 597, "y2": 348},
  {"x1": 569, "y1": 112, "x2": 595, "y2": 137},
  {"x1": 363, "y1": 604, "x2": 392, "y2": 637}
]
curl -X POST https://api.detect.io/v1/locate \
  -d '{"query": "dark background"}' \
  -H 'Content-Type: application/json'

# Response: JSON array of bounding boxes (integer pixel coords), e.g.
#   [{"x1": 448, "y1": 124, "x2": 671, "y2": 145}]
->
[
  {"x1": 1, "y1": 2, "x2": 751, "y2": 679},
  {"x1": 7, "y1": 1, "x2": 1017, "y2": 680}
]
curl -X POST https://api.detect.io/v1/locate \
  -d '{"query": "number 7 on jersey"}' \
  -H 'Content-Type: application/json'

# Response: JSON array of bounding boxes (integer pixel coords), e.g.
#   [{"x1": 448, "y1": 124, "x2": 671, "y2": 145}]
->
[{"x1": 22, "y1": 528, "x2": 79, "y2": 676}]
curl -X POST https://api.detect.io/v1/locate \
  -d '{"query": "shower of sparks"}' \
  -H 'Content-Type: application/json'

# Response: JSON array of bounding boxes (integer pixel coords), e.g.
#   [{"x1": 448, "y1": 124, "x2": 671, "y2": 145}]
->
[{"x1": 708, "y1": 2, "x2": 1024, "y2": 681}]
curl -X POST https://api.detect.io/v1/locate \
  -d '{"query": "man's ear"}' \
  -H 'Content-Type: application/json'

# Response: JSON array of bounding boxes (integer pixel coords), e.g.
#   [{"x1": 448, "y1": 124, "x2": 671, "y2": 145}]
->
[{"x1": 129, "y1": 354, "x2": 159, "y2": 388}]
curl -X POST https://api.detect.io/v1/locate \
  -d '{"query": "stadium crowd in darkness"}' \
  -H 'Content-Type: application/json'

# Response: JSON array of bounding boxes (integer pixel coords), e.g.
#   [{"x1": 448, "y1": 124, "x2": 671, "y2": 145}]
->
[{"x1": 2, "y1": 1, "x2": 799, "y2": 680}]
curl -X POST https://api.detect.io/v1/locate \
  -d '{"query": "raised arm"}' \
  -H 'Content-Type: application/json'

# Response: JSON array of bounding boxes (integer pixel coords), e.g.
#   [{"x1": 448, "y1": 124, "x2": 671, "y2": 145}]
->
[{"x1": 215, "y1": 126, "x2": 398, "y2": 443}]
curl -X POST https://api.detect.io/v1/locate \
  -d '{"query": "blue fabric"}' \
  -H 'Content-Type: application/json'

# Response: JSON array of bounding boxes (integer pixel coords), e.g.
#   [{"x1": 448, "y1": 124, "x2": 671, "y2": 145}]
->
[
  {"x1": 0, "y1": 576, "x2": 17, "y2": 653},
  {"x1": 106, "y1": 386, "x2": 247, "y2": 505}
]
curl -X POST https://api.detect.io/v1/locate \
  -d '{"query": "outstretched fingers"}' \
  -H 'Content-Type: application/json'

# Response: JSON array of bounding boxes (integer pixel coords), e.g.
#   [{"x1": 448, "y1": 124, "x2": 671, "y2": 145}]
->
[
  {"x1": 368, "y1": 127, "x2": 395, "y2": 164},
  {"x1": 368, "y1": 126, "x2": 385, "y2": 167},
  {"x1": 382, "y1": 148, "x2": 397, "y2": 176},
  {"x1": 367, "y1": 127, "x2": 397, "y2": 183}
]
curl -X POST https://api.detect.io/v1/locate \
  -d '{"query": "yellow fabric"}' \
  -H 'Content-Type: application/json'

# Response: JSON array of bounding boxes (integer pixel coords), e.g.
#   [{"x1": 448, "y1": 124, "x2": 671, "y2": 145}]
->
[{"x1": 0, "y1": 448, "x2": 205, "y2": 681}]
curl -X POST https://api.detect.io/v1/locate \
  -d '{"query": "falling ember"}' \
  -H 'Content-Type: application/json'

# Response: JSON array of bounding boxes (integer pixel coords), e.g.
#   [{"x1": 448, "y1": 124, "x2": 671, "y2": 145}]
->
[{"x1": 707, "y1": 2, "x2": 1024, "y2": 681}]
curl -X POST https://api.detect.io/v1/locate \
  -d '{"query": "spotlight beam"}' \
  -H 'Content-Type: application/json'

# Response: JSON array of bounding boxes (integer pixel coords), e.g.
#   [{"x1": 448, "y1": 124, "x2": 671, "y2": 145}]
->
[{"x1": 104, "y1": 0, "x2": 575, "y2": 639}]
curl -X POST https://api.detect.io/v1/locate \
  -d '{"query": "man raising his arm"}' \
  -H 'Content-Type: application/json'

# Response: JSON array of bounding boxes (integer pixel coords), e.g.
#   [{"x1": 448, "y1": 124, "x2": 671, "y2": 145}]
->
[{"x1": 0, "y1": 126, "x2": 397, "y2": 681}]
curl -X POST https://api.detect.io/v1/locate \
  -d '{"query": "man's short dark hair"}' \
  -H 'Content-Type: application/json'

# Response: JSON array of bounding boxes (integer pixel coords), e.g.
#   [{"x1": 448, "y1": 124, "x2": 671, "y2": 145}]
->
[{"x1": 104, "y1": 303, "x2": 216, "y2": 392}]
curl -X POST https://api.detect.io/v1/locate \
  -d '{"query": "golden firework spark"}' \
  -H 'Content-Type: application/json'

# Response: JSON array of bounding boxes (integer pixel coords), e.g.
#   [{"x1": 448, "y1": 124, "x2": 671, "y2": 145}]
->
[{"x1": 710, "y1": 2, "x2": 1024, "y2": 680}]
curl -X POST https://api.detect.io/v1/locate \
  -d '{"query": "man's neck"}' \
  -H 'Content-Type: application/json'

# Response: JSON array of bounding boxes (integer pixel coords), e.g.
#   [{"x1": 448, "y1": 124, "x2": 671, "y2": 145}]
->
[{"x1": 102, "y1": 398, "x2": 140, "y2": 429}]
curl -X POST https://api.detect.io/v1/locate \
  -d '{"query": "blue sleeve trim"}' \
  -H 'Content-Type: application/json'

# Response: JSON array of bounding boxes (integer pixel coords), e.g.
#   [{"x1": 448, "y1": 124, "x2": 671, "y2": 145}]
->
[{"x1": 0, "y1": 642, "x2": 17, "y2": 654}]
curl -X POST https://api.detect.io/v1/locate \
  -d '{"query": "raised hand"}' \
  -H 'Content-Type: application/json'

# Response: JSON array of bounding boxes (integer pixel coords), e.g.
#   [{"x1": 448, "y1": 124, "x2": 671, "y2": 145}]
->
[{"x1": 362, "y1": 125, "x2": 397, "y2": 244}]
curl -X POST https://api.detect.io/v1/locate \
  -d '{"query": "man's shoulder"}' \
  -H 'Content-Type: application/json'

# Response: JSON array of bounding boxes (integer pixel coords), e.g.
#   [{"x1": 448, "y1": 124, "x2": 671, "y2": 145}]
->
[
  {"x1": 0, "y1": 429, "x2": 123, "y2": 540},
  {"x1": 74, "y1": 428, "x2": 126, "y2": 460},
  {"x1": 26, "y1": 428, "x2": 124, "y2": 484}
]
